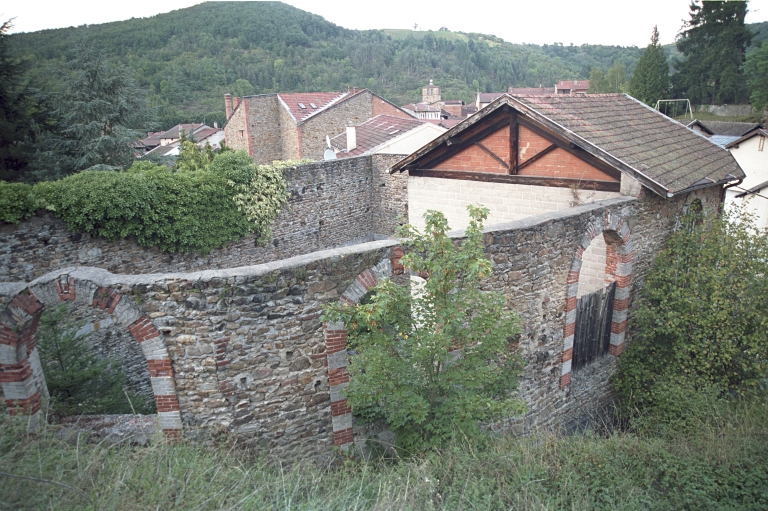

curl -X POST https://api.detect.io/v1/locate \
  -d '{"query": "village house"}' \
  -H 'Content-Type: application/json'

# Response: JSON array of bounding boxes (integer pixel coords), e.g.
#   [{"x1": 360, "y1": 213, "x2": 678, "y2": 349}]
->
[
  {"x1": 723, "y1": 128, "x2": 768, "y2": 229},
  {"x1": 327, "y1": 114, "x2": 446, "y2": 159},
  {"x1": 141, "y1": 123, "x2": 225, "y2": 158},
  {"x1": 223, "y1": 88, "x2": 413, "y2": 163},
  {"x1": 686, "y1": 119, "x2": 764, "y2": 147}
]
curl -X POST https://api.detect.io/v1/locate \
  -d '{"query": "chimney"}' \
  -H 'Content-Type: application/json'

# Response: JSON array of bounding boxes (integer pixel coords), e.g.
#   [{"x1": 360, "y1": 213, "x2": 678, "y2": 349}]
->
[
  {"x1": 346, "y1": 124, "x2": 357, "y2": 152},
  {"x1": 224, "y1": 94, "x2": 233, "y2": 118},
  {"x1": 213, "y1": 122, "x2": 218, "y2": 129},
  {"x1": 353, "y1": 87, "x2": 359, "y2": 94},
  {"x1": 233, "y1": 97, "x2": 241, "y2": 111}
]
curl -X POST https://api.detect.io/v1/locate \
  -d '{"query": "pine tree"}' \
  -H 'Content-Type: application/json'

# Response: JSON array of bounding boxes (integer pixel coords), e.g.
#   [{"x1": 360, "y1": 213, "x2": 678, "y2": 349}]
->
[
  {"x1": 30, "y1": 43, "x2": 157, "y2": 181},
  {"x1": 629, "y1": 26, "x2": 670, "y2": 106},
  {"x1": 673, "y1": 0, "x2": 751, "y2": 105},
  {"x1": 745, "y1": 40, "x2": 768, "y2": 113},
  {"x1": 0, "y1": 19, "x2": 35, "y2": 181}
]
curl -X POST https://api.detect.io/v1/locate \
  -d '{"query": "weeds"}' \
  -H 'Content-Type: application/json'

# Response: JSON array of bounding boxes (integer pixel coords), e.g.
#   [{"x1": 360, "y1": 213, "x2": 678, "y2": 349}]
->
[{"x1": 1, "y1": 394, "x2": 766, "y2": 510}]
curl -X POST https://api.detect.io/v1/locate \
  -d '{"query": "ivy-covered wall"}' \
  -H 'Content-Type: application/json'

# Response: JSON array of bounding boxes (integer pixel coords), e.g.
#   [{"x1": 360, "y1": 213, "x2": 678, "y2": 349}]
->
[{"x1": 0, "y1": 154, "x2": 406, "y2": 283}]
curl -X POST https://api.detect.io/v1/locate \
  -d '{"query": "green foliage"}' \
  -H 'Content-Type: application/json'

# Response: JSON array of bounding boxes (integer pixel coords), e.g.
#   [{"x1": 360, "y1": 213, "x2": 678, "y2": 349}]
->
[
  {"x1": 673, "y1": 0, "x2": 751, "y2": 104},
  {"x1": 324, "y1": 206, "x2": 524, "y2": 453},
  {"x1": 745, "y1": 39, "x2": 768, "y2": 112},
  {"x1": 9, "y1": 2, "x2": 648, "y2": 113},
  {"x1": 0, "y1": 19, "x2": 36, "y2": 181},
  {"x1": 614, "y1": 207, "x2": 768, "y2": 421},
  {"x1": 588, "y1": 67, "x2": 608, "y2": 93},
  {"x1": 0, "y1": 181, "x2": 36, "y2": 224},
  {"x1": 37, "y1": 305, "x2": 155, "y2": 416},
  {"x1": 229, "y1": 159, "x2": 299, "y2": 241},
  {"x1": 629, "y1": 26, "x2": 669, "y2": 106},
  {"x1": 2, "y1": 393, "x2": 768, "y2": 509},
  {"x1": 173, "y1": 130, "x2": 214, "y2": 172},
  {"x1": 27, "y1": 43, "x2": 157, "y2": 182},
  {"x1": 0, "y1": 151, "x2": 291, "y2": 253}
]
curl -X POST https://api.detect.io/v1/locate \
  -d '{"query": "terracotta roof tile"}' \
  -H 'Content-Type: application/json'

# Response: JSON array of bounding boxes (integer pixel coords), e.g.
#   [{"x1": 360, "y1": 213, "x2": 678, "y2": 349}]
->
[
  {"x1": 160, "y1": 123, "x2": 204, "y2": 139},
  {"x1": 277, "y1": 92, "x2": 348, "y2": 122}
]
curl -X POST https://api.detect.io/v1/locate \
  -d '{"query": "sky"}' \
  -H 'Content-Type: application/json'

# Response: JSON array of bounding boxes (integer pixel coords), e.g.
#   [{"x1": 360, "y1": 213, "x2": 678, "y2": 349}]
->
[{"x1": 4, "y1": 0, "x2": 768, "y2": 47}]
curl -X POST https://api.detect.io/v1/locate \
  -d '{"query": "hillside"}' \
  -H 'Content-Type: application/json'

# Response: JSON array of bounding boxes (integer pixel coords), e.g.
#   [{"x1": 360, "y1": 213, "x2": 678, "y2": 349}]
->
[{"x1": 11, "y1": 2, "x2": 756, "y2": 130}]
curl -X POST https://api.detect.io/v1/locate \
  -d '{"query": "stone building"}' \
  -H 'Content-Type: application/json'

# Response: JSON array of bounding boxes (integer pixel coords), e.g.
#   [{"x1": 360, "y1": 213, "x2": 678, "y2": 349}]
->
[{"x1": 223, "y1": 89, "x2": 413, "y2": 163}]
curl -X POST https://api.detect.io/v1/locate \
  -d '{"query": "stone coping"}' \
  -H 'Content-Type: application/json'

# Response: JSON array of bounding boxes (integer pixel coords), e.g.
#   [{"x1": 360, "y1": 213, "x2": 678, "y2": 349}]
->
[{"x1": 0, "y1": 238, "x2": 401, "y2": 298}]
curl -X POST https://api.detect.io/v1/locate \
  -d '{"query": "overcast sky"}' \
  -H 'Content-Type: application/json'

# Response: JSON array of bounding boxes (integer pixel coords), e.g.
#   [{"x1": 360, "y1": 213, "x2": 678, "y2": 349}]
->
[{"x1": 5, "y1": 0, "x2": 768, "y2": 47}]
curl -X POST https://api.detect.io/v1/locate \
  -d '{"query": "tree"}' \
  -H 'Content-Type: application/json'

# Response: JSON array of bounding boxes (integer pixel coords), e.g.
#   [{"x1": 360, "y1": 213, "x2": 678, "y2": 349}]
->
[
  {"x1": 323, "y1": 206, "x2": 524, "y2": 453},
  {"x1": 588, "y1": 67, "x2": 608, "y2": 93},
  {"x1": 629, "y1": 26, "x2": 670, "y2": 106},
  {"x1": 37, "y1": 305, "x2": 155, "y2": 416},
  {"x1": 173, "y1": 130, "x2": 214, "y2": 172},
  {"x1": 605, "y1": 60, "x2": 628, "y2": 92},
  {"x1": 673, "y1": 0, "x2": 751, "y2": 105},
  {"x1": 0, "y1": 19, "x2": 35, "y2": 181},
  {"x1": 613, "y1": 206, "x2": 768, "y2": 419},
  {"x1": 30, "y1": 43, "x2": 156, "y2": 181},
  {"x1": 745, "y1": 39, "x2": 768, "y2": 112}
]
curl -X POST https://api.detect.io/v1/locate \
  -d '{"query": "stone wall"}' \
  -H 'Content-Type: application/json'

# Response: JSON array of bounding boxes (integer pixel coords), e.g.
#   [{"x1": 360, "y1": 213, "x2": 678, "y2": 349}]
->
[
  {"x1": 300, "y1": 92, "x2": 374, "y2": 161},
  {"x1": 1, "y1": 185, "x2": 722, "y2": 458},
  {"x1": 0, "y1": 156, "x2": 407, "y2": 284}
]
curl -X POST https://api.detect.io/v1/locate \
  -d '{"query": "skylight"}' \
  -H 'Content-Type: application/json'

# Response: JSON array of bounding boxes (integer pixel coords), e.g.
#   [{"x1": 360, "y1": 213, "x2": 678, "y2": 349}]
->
[
  {"x1": 298, "y1": 103, "x2": 307, "y2": 109},
  {"x1": 309, "y1": 103, "x2": 317, "y2": 109}
]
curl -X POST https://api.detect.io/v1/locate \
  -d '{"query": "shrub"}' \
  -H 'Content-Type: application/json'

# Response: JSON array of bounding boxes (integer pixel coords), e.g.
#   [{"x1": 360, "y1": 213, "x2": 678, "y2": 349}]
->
[
  {"x1": 323, "y1": 206, "x2": 524, "y2": 453},
  {"x1": 0, "y1": 152, "x2": 292, "y2": 253},
  {"x1": 613, "y1": 207, "x2": 768, "y2": 422},
  {"x1": 0, "y1": 181, "x2": 36, "y2": 224},
  {"x1": 37, "y1": 305, "x2": 155, "y2": 416}
]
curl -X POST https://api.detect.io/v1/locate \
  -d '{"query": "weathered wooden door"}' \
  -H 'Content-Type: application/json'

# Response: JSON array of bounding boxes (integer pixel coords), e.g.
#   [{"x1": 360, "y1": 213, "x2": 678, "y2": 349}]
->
[{"x1": 572, "y1": 282, "x2": 616, "y2": 370}]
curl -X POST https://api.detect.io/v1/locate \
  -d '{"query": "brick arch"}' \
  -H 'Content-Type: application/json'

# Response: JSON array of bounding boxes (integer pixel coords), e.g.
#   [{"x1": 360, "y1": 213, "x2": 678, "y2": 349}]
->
[
  {"x1": 0, "y1": 274, "x2": 182, "y2": 438},
  {"x1": 323, "y1": 247, "x2": 404, "y2": 449},
  {"x1": 560, "y1": 210, "x2": 634, "y2": 388}
]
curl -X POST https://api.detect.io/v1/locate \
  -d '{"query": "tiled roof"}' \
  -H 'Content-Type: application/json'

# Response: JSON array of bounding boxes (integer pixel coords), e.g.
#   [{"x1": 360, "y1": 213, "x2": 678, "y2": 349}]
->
[
  {"x1": 709, "y1": 135, "x2": 741, "y2": 148},
  {"x1": 160, "y1": 124, "x2": 204, "y2": 139},
  {"x1": 444, "y1": 100, "x2": 464, "y2": 105},
  {"x1": 277, "y1": 92, "x2": 348, "y2": 122},
  {"x1": 508, "y1": 87, "x2": 556, "y2": 96},
  {"x1": 695, "y1": 120, "x2": 763, "y2": 137},
  {"x1": 461, "y1": 105, "x2": 478, "y2": 117},
  {"x1": 513, "y1": 94, "x2": 744, "y2": 194},
  {"x1": 427, "y1": 119, "x2": 462, "y2": 129},
  {"x1": 402, "y1": 102, "x2": 441, "y2": 112},
  {"x1": 394, "y1": 93, "x2": 744, "y2": 197},
  {"x1": 190, "y1": 127, "x2": 222, "y2": 142},
  {"x1": 330, "y1": 114, "x2": 427, "y2": 157},
  {"x1": 556, "y1": 80, "x2": 589, "y2": 90},
  {"x1": 478, "y1": 92, "x2": 506, "y2": 103},
  {"x1": 140, "y1": 131, "x2": 164, "y2": 148}
]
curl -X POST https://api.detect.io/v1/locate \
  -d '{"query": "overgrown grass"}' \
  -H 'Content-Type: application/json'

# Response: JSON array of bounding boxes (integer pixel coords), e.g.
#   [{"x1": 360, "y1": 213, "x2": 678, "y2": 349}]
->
[{"x1": 1, "y1": 395, "x2": 766, "y2": 510}]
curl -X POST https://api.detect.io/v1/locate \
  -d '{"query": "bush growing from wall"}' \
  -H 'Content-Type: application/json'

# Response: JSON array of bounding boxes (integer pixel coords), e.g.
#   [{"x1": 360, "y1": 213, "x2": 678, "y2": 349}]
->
[
  {"x1": 613, "y1": 207, "x2": 768, "y2": 427},
  {"x1": 324, "y1": 206, "x2": 524, "y2": 453},
  {"x1": 0, "y1": 151, "x2": 292, "y2": 253}
]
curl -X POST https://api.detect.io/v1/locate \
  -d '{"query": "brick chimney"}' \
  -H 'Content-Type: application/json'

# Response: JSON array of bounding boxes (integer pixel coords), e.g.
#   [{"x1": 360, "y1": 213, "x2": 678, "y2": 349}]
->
[
  {"x1": 224, "y1": 94, "x2": 233, "y2": 119},
  {"x1": 346, "y1": 124, "x2": 356, "y2": 152},
  {"x1": 353, "y1": 87, "x2": 359, "y2": 94}
]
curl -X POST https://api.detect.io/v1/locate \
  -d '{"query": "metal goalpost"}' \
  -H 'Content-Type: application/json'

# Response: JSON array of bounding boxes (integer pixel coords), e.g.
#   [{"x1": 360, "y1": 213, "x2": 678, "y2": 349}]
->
[{"x1": 655, "y1": 99, "x2": 693, "y2": 120}]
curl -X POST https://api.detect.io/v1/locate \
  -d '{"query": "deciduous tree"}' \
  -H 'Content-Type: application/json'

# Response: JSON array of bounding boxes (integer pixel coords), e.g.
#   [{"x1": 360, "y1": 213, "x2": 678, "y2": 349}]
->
[{"x1": 323, "y1": 206, "x2": 524, "y2": 453}]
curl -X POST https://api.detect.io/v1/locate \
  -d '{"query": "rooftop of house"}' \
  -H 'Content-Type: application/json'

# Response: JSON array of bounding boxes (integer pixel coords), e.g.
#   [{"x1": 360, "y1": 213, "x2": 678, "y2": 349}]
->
[
  {"x1": 725, "y1": 127, "x2": 768, "y2": 149},
  {"x1": 402, "y1": 102, "x2": 442, "y2": 112},
  {"x1": 330, "y1": 114, "x2": 428, "y2": 157},
  {"x1": 556, "y1": 80, "x2": 590, "y2": 90},
  {"x1": 478, "y1": 92, "x2": 506, "y2": 104},
  {"x1": 394, "y1": 93, "x2": 744, "y2": 197},
  {"x1": 508, "y1": 86, "x2": 556, "y2": 96},
  {"x1": 688, "y1": 119, "x2": 764, "y2": 137},
  {"x1": 140, "y1": 131, "x2": 164, "y2": 148},
  {"x1": 426, "y1": 118, "x2": 463, "y2": 129},
  {"x1": 160, "y1": 123, "x2": 205, "y2": 139},
  {"x1": 190, "y1": 127, "x2": 223, "y2": 142},
  {"x1": 277, "y1": 91, "x2": 349, "y2": 122}
]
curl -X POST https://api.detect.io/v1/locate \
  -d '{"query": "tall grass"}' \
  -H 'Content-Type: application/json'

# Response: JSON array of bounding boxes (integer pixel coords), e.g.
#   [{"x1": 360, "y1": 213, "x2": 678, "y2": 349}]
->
[{"x1": 1, "y1": 395, "x2": 766, "y2": 510}]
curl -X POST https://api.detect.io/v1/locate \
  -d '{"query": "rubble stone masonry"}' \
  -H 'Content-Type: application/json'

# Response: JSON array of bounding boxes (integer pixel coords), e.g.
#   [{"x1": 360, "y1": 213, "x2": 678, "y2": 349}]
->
[
  {"x1": 1, "y1": 185, "x2": 720, "y2": 459},
  {"x1": 0, "y1": 155, "x2": 406, "y2": 284}
]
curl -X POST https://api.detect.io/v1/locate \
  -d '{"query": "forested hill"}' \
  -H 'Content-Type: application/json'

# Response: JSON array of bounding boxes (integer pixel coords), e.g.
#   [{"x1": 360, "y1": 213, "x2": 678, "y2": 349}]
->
[{"x1": 9, "y1": 2, "x2": 753, "y2": 129}]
